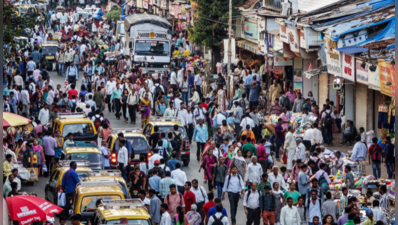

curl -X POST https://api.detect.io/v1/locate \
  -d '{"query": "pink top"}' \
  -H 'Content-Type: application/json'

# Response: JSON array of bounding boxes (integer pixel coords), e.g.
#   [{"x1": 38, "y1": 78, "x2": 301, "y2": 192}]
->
[
  {"x1": 279, "y1": 113, "x2": 289, "y2": 130},
  {"x1": 286, "y1": 91, "x2": 297, "y2": 103},
  {"x1": 257, "y1": 145, "x2": 267, "y2": 161}
]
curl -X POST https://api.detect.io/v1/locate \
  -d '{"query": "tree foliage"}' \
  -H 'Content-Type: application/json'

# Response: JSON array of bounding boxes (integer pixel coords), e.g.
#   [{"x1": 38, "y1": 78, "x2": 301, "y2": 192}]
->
[
  {"x1": 3, "y1": 2, "x2": 40, "y2": 62},
  {"x1": 106, "y1": 9, "x2": 121, "y2": 20}
]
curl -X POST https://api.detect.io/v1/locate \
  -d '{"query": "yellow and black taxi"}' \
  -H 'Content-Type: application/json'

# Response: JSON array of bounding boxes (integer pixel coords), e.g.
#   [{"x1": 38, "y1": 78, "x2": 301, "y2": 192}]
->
[
  {"x1": 52, "y1": 113, "x2": 97, "y2": 143},
  {"x1": 70, "y1": 180, "x2": 125, "y2": 222},
  {"x1": 15, "y1": 5, "x2": 38, "y2": 17},
  {"x1": 40, "y1": 41, "x2": 59, "y2": 68},
  {"x1": 143, "y1": 117, "x2": 190, "y2": 166},
  {"x1": 45, "y1": 160, "x2": 92, "y2": 205},
  {"x1": 85, "y1": 170, "x2": 130, "y2": 199},
  {"x1": 106, "y1": 128, "x2": 150, "y2": 169},
  {"x1": 92, "y1": 199, "x2": 151, "y2": 225},
  {"x1": 63, "y1": 141, "x2": 103, "y2": 170}
]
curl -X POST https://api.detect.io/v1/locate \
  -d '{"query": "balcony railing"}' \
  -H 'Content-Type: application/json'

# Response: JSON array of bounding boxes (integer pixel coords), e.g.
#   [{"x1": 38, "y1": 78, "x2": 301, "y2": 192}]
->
[{"x1": 263, "y1": 0, "x2": 283, "y2": 12}]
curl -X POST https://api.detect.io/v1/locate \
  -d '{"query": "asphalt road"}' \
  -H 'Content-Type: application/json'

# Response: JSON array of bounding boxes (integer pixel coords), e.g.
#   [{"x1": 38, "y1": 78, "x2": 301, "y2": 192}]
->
[{"x1": 21, "y1": 70, "x2": 249, "y2": 225}]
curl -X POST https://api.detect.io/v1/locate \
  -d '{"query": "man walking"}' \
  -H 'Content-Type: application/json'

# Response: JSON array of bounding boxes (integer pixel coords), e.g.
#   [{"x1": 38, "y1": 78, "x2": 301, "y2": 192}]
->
[
  {"x1": 243, "y1": 182, "x2": 261, "y2": 225},
  {"x1": 260, "y1": 185, "x2": 276, "y2": 225},
  {"x1": 191, "y1": 179, "x2": 208, "y2": 222},
  {"x1": 149, "y1": 189, "x2": 162, "y2": 225},
  {"x1": 222, "y1": 166, "x2": 245, "y2": 225},
  {"x1": 280, "y1": 197, "x2": 301, "y2": 225},
  {"x1": 62, "y1": 161, "x2": 79, "y2": 218},
  {"x1": 65, "y1": 64, "x2": 79, "y2": 85},
  {"x1": 193, "y1": 119, "x2": 208, "y2": 161},
  {"x1": 171, "y1": 163, "x2": 187, "y2": 195},
  {"x1": 164, "y1": 184, "x2": 185, "y2": 225}
]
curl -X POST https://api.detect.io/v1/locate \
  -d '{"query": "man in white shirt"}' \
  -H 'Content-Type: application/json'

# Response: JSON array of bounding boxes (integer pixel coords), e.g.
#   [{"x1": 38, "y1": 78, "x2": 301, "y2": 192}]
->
[
  {"x1": 302, "y1": 127, "x2": 312, "y2": 150},
  {"x1": 177, "y1": 67, "x2": 183, "y2": 85},
  {"x1": 243, "y1": 182, "x2": 261, "y2": 225},
  {"x1": 208, "y1": 205, "x2": 229, "y2": 225},
  {"x1": 46, "y1": 86, "x2": 55, "y2": 112},
  {"x1": 148, "y1": 148, "x2": 164, "y2": 170},
  {"x1": 372, "y1": 200, "x2": 387, "y2": 224},
  {"x1": 21, "y1": 86, "x2": 30, "y2": 116},
  {"x1": 173, "y1": 94, "x2": 183, "y2": 110},
  {"x1": 268, "y1": 165, "x2": 287, "y2": 191},
  {"x1": 280, "y1": 197, "x2": 301, "y2": 225},
  {"x1": 194, "y1": 104, "x2": 206, "y2": 123},
  {"x1": 294, "y1": 138, "x2": 306, "y2": 163},
  {"x1": 240, "y1": 113, "x2": 255, "y2": 131},
  {"x1": 171, "y1": 163, "x2": 187, "y2": 194},
  {"x1": 160, "y1": 203, "x2": 172, "y2": 225},
  {"x1": 222, "y1": 166, "x2": 245, "y2": 225},
  {"x1": 214, "y1": 111, "x2": 226, "y2": 127},
  {"x1": 310, "y1": 123, "x2": 323, "y2": 153},
  {"x1": 117, "y1": 140, "x2": 129, "y2": 182},
  {"x1": 194, "y1": 72, "x2": 203, "y2": 99},
  {"x1": 175, "y1": 102, "x2": 189, "y2": 127},
  {"x1": 14, "y1": 74, "x2": 23, "y2": 89},
  {"x1": 350, "y1": 135, "x2": 367, "y2": 162},
  {"x1": 210, "y1": 141, "x2": 222, "y2": 159},
  {"x1": 170, "y1": 68, "x2": 178, "y2": 93},
  {"x1": 284, "y1": 126, "x2": 297, "y2": 171},
  {"x1": 105, "y1": 78, "x2": 117, "y2": 112},
  {"x1": 38, "y1": 104, "x2": 50, "y2": 125},
  {"x1": 191, "y1": 179, "x2": 209, "y2": 220},
  {"x1": 245, "y1": 156, "x2": 263, "y2": 185},
  {"x1": 164, "y1": 102, "x2": 175, "y2": 117}
]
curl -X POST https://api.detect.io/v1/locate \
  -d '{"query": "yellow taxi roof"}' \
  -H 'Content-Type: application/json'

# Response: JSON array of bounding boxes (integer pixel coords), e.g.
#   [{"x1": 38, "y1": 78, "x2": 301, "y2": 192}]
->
[
  {"x1": 86, "y1": 176, "x2": 126, "y2": 185},
  {"x1": 55, "y1": 167, "x2": 92, "y2": 186},
  {"x1": 149, "y1": 121, "x2": 183, "y2": 126},
  {"x1": 55, "y1": 117, "x2": 94, "y2": 124},
  {"x1": 64, "y1": 147, "x2": 100, "y2": 154},
  {"x1": 76, "y1": 185, "x2": 124, "y2": 195},
  {"x1": 97, "y1": 207, "x2": 150, "y2": 221}
]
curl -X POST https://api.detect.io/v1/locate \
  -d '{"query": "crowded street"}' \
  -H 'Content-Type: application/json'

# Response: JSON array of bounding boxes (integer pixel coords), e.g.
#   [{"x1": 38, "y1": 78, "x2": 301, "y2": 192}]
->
[{"x1": 3, "y1": 0, "x2": 396, "y2": 224}]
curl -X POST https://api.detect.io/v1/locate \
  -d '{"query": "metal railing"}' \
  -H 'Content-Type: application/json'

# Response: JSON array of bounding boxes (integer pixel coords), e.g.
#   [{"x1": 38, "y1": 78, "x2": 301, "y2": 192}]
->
[{"x1": 263, "y1": 0, "x2": 283, "y2": 12}]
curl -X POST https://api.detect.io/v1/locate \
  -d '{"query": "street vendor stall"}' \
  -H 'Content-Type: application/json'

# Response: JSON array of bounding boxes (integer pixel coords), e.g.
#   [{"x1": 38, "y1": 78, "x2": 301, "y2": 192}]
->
[{"x1": 3, "y1": 112, "x2": 31, "y2": 128}]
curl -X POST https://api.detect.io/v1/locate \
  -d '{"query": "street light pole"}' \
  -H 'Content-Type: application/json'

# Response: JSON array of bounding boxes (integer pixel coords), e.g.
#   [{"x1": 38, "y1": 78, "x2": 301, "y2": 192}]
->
[{"x1": 227, "y1": 0, "x2": 232, "y2": 99}]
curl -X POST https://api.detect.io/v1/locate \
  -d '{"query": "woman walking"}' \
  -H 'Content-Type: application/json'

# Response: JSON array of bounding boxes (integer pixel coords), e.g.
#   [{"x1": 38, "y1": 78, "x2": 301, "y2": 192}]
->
[
  {"x1": 199, "y1": 148, "x2": 218, "y2": 190},
  {"x1": 229, "y1": 149, "x2": 246, "y2": 178},
  {"x1": 140, "y1": 93, "x2": 151, "y2": 128},
  {"x1": 120, "y1": 89, "x2": 129, "y2": 123},
  {"x1": 32, "y1": 139, "x2": 45, "y2": 176},
  {"x1": 127, "y1": 86, "x2": 139, "y2": 124},
  {"x1": 282, "y1": 182, "x2": 301, "y2": 206}
]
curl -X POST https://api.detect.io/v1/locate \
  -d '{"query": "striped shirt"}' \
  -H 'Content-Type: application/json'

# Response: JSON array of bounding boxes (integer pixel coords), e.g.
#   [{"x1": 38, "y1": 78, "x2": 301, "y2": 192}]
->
[{"x1": 269, "y1": 104, "x2": 282, "y2": 115}]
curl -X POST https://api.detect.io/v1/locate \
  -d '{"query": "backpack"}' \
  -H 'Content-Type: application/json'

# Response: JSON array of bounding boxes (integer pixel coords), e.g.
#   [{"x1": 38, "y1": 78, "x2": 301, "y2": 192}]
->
[
  {"x1": 312, "y1": 159, "x2": 320, "y2": 174},
  {"x1": 212, "y1": 215, "x2": 225, "y2": 225},
  {"x1": 94, "y1": 116, "x2": 102, "y2": 131},
  {"x1": 318, "y1": 172, "x2": 329, "y2": 192},
  {"x1": 166, "y1": 193, "x2": 183, "y2": 206},
  {"x1": 226, "y1": 174, "x2": 241, "y2": 190},
  {"x1": 71, "y1": 100, "x2": 77, "y2": 112},
  {"x1": 324, "y1": 111, "x2": 333, "y2": 128},
  {"x1": 154, "y1": 85, "x2": 162, "y2": 98},
  {"x1": 173, "y1": 132, "x2": 182, "y2": 152},
  {"x1": 282, "y1": 96, "x2": 290, "y2": 109},
  {"x1": 372, "y1": 146, "x2": 381, "y2": 162}
]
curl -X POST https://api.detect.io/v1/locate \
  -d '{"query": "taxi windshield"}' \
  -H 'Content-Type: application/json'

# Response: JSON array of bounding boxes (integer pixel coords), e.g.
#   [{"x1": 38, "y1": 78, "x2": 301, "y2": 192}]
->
[
  {"x1": 125, "y1": 137, "x2": 149, "y2": 152},
  {"x1": 158, "y1": 126, "x2": 186, "y2": 138},
  {"x1": 62, "y1": 123, "x2": 94, "y2": 137},
  {"x1": 81, "y1": 195, "x2": 121, "y2": 212},
  {"x1": 18, "y1": 7, "x2": 28, "y2": 15},
  {"x1": 107, "y1": 219, "x2": 150, "y2": 225},
  {"x1": 77, "y1": 172, "x2": 90, "y2": 180},
  {"x1": 42, "y1": 46, "x2": 58, "y2": 54},
  {"x1": 68, "y1": 153, "x2": 101, "y2": 163}
]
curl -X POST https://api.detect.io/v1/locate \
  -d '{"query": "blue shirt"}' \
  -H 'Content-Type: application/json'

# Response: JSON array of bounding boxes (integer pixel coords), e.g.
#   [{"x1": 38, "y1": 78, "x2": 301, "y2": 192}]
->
[
  {"x1": 207, "y1": 205, "x2": 227, "y2": 218},
  {"x1": 149, "y1": 175, "x2": 161, "y2": 192},
  {"x1": 3, "y1": 88, "x2": 12, "y2": 96},
  {"x1": 26, "y1": 61, "x2": 36, "y2": 71},
  {"x1": 61, "y1": 168, "x2": 80, "y2": 194},
  {"x1": 303, "y1": 103, "x2": 311, "y2": 111},
  {"x1": 18, "y1": 62, "x2": 23, "y2": 74},
  {"x1": 249, "y1": 85, "x2": 261, "y2": 102},
  {"x1": 244, "y1": 74, "x2": 253, "y2": 86},
  {"x1": 32, "y1": 51, "x2": 40, "y2": 63},
  {"x1": 156, "y1": 103, "x2": 166, "y2": 115},
  {"x1": 188, "y1": 75, "x2": 195, "y2": 87},
  {"x1": 193, "y1": 124, "x2": 208, "y2": 143},
  {"x1": 166, "y1": 158, "x2": 183, "y2": 171},
  {"x1": 101, "y1": 146, "x2": 110, "y2": 167}
]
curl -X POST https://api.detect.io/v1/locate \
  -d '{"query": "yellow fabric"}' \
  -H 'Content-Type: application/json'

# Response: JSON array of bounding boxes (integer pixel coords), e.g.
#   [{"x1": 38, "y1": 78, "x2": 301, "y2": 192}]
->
[
  {"x1": 141, "y1": 99, "x2": 151, "y2": 105},
  {"x1": 3, "y1": 161, "x2": 12, "y2": 177},
  {"x1": 268, "y1": 84, "x2": 282, "y2": 102}
]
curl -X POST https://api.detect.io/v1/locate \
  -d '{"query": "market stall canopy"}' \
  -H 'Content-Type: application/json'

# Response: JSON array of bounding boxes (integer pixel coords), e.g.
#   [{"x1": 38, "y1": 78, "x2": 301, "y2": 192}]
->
[
  {"x1": 3, "y1": 112, "x2": 31, "y2": 127},
  {"x1": 304, "y1": 65, "x2": 327, "y2": 79},
  {"x1": 237, "y1": 40, "x2": 262, "y2": 55},
  {"x1": 124, "y1": 13, "x2": 172, "y2": 33},
  {"x1": 6, "y1": 195, "x2": 63, "y2": 225}
]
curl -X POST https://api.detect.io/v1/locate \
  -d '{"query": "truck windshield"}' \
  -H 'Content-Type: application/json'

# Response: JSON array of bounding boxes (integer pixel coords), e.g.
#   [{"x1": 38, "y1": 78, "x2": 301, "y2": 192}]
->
[
  {"x1": 117, "y1": 23, "x2": 125, "y2": 35},
  {"x1": 135, "y1": 40, "x2": 169, "y2": 56}
]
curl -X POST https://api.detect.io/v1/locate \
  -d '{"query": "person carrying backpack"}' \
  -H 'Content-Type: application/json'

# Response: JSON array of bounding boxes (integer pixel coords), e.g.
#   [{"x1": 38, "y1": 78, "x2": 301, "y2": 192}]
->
[
  {"x1": 368, "y1": 137, "x2": 383, "y2": 179},
  {"x1": 221, "y1": 165, "x2": 245, "y2": 225},
  {"x1": 320, "y1": 105, "x2": 335, "y2": 145},
  {"x1": 92, "y1": 110, "x2": 103, "y2": 131},
  {"x1": 279, "y1": 91, "x2": 291, "y2": 110},
  {"x1": 208, "y1": 205, "x2": 229, "y2": 225},
  {"x1": 172, "y1": 124, "x2": 184, "y2": 160}
]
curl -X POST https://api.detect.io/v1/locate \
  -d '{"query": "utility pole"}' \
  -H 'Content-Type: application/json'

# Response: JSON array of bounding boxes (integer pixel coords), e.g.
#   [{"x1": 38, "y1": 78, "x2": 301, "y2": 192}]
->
[{"x1": 227, "y1": 0, "x2": 232, "y2": 99}]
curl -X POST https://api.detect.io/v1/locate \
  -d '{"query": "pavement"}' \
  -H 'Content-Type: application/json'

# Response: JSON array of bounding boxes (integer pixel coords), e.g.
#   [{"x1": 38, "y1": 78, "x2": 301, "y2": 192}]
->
[{"x1": 20, "y1": 70, "x2": 392, "y2": 224}]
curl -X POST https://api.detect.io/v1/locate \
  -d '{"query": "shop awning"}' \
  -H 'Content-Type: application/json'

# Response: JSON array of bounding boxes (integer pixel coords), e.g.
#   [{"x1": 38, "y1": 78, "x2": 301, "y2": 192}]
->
[
  {"x1": 237, "y1": 40, "x2": 261, "y2": 55},
  {"x1": 336, "y1": 47, "x2": 368, "y2": 54},
  {"x1": 304, "y1": 66, "x2": 327, "y2": 79}
]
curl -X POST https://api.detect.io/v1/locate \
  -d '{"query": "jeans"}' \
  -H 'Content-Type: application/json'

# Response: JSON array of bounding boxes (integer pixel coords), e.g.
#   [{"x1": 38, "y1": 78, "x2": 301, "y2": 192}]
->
[
  {"x1": 196, "y1": 142, "x2": 205, "y2": 159},
  {"x1": 372, "y1": 162, "x2": 381, "y2": 179},
  {"x1": 188, "y1": 87, "x2": 193, "y2": 98},
  {"x1": 187, "y1": 123, "x2": 194, "y2": 143},
  {"x1": 59, "y1": 63, "x2": 65, "y2": 75},
  {"x1": 228, "y1": 98, "x2": 238, "y2": 109},
  {"x1": 235, "y1": 123, "x2": 241, "y2": 139},
  {"x1": 128, "y1": 104, "x2": 137, "y2": 123},
  {"x1": 114, "y1": 99, "x2": 121, "y2": 119},
  {"x1": 182, "y1": 91, "x2": 188, "y2": 106},
  {"x1": 228, "y1": 192, "x2": 240, "y2": 224},
  {"x1": 323, "y1": 127, "x2": 333, "y2": 144},
  {"x1": 215, "y1": 181, "x2": 224, "y2": 199},
  {"x1": 274, "y1": 139, "x2": 284, "y2": 160},
  {"x1": 119, "y1": 163, "x2": 127, "y2": 182},
  {"x1": 386, "y1": 162, "x2": 393, "y2": 179},
  {"x1": 196, "y1": 85, "x2": 202, "y2": 99}
]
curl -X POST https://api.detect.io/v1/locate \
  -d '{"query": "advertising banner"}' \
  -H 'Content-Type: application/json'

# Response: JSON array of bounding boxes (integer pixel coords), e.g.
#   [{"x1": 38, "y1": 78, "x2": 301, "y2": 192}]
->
[
  {"x1": 378, "y1": 60, "x2": 392, "y2": 97},
  {"x1": 342, "y1": 53, "x2": 355, "y2": 82},
  {"x1": 356, "y1": 59, "x2": 368, "y2": 85},
  {"x1": 368, "y1": 65, "x2": 380, "y2": 91}
]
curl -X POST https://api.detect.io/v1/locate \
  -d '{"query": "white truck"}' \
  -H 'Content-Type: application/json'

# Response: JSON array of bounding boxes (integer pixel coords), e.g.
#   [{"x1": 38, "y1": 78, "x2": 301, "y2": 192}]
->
[{"x1": 123, "y1": 14, "x2": 172, "y2": 74}]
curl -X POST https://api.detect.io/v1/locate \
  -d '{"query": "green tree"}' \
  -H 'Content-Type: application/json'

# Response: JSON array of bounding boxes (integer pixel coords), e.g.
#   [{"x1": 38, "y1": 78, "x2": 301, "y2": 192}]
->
[
  {"x1": 105, "y1": 9, "x2": 121, "y2": 20},
  {"x1": 189, "y1": 0, "x2": 241, "y2": 72},
  {"x1": 3, "y1": 2, "x2": 40, "y2": 63}
]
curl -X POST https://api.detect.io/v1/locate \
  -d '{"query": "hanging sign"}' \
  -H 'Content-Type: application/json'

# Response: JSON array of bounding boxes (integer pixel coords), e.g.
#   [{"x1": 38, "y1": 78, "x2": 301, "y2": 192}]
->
[
  {"x1": 143, "y1": 0, "x2": 148, "y2": 9},
  {"x1": 342, "y1": 53, "x2": 355, "y2": 82},
  {"x1": 280, "y1": 25, "x2": 289, "y2": 43},
  {"x1": 325, "y1": 38, "x2": 341, "y2": 77},
  {"x1": 137, "y1": 0, "x2": 142, "y2": 8},
  {"x1": 356, "y1": 60, "x2": 368, "y2": 85},
  {"x1": 294, "y1": 82, "x2": 303, "y2": 94},
  {"x1": 378, "y1": 60, "x2": 392, "y2": 97},
  {"x1": 368, "y1": 65, "x2": 380, "y2": 91},
  {"x1": 274, "y1": 53, "x2": 293, "y2": 66},
  {"x1": 286, "y1": 27, "x2": 299, "y2": 53},
  {"x1": 299, "y1": 30, "x2": 305, "y2": 48},
  {"x1": 294, "y1": 70, "x2": 303, "y2": 82},
  {"x1": 160, "y1": 0, "x2": 166, "y2": 9}
]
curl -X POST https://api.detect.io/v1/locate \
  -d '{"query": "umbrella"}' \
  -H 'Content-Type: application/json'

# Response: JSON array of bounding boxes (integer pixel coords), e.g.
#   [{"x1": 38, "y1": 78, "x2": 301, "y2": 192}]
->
[
  {"x1": 3, "y1": 113, "x2": 31, "y2": 127},
  {"x1": 6, "y1": 195, "x2": 63, "y2": 224}
]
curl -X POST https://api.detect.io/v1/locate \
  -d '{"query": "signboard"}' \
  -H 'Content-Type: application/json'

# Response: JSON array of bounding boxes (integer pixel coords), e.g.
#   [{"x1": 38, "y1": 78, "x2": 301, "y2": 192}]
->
[
  {"x1": 169, "y1": 2, "x2": 174, "y2": 15},
  {"x1": 143, "y1": 0, "x2": 148, "y2": 9},
  {"x1": 223, "y1": 38, "x2": 236, "y2": 64},
  {"x1": 368, "y1": 65, "x2": 380, "y2": 91},
  {"x1": 243, "y1": 21, "x2": 258, "y2": 39},
  {"x1": 286, "y1": 27, "x2": 299, "y2": 53},
  {"x1": 280, "y1": 25, "x2": 289, "y2": 43},
  {"x1": 294, "y1": 82, "x2": 302, "y2": 94},
  {"x1": 325, "y1": 38, "x2": 341, "y2": 77},
  {"x1": 299, "y1": 30, "x2": 305, "y2": 48},
  {"x1": 294, "y1": 70, "x2": 303, "y2": 82},
  {"x1": 160, "y1": 0, "x2": 166, "y2": 9},
  {"x1": 378, "y1": 60, "x2": 392, "y2": 97},
  {"x1": 53, "y1": 32, "x2": 62, "y2": 41},
  {"x1": 137, "y1": 31, "x2": 167, "y2": 39},
  {"x1": 274, "y1": 53, "x2": 293, "y2": 66},
  {"x1": 356, "y1": 59, "x2": 368, "y2": 85},
  {"x1": 137, "y1": 0, "x2": 142, "y2": 8},
  {"x1": 391, "y1": 64, "x2": 395, "y2": 99},
  {"x1": 342, "y1": 53, "x2": 355, "y2": 82},
  {"x1": 303, "y1": 27, "x2": 323, "y2": 48}
]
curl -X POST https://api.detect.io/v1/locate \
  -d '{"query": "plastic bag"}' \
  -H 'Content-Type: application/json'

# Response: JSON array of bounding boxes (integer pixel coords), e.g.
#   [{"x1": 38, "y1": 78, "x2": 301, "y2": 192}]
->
[
  {"x1": 42, "y1": 164, "x2": 48, "y2": 173},
  {"x1": 58, "y1": 193, "x2": 66, "y2": 207}
]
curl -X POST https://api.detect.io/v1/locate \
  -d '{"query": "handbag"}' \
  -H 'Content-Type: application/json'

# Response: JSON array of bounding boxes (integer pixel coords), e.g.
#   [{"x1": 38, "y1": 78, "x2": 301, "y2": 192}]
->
[
  {"x1": 282, "y1": 150, "x2": 287, "y2": 164},
  {"x1": 140, "y1": 106, "x2": 147, "y2": 113}
]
